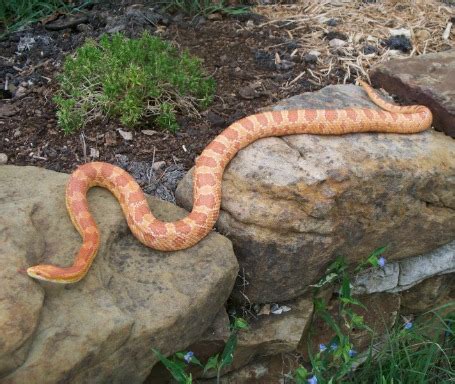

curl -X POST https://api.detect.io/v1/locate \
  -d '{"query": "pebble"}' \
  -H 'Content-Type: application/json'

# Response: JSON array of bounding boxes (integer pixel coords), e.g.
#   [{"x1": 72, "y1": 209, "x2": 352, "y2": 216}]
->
[
  {"x1": 362, "y1": 45, "x2": 378, "y2": 55},
  {"x1": 325, "y1": 31, "x2": 348, "y2": 41},
  {"x1": 308, "y1": 50, "x2": 321, "y2": 57},
  {"x1": 389, "y1": 28, "x2": 411, "y2": 38},
  {"x1": 239, "y1": 85, "x2": 261, "y2": 100},
  {"x1": 207, "y1": 13, "x2": 222, "y2": 21},
  {"x1": 117, "y1": 129, "x2": 133, "y2": 141},
  {"x1": 192, "y1": 15, "x2": 206, "y2": 27},
  {"x1": 141, "y1": 130, "x2": 157, "y2": 136},
  {"x1": 414, "y1": 29, "x2": 431, "y2": 42},
  {"x1": 254, "y1": 50, "x2": 275, "y2": 70},
  {"x1": 77, "y1": 23, "x2": 93, "y2": 33},
  {"x1": 329, "y1": 38, "x2": 347, "y2": 48},
  {"x1": 0, "y1": 153, "x2": 8, "y2": 164},
  {"x1": 276, "y1": 59, "x2": 294, "y2": 71},
  {"x1": 207, "y1": 111, "x2": 225, "y2": 127},
  {"x1": 383, "y1": 35, "x2": 412, "y2": 53},
  {"x1": 14, "y1": 85, "x2": 28, "y2": 98},
  {"x1": 152, "y1": 161, "x2": 166, "y2": 171},
  {"x1": 304, "y1": 53, "x2": 318, "y2": 64}
]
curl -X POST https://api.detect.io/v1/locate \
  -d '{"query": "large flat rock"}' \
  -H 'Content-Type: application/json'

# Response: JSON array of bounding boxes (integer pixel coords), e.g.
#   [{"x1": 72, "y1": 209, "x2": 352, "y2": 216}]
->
[
  {"x1": 0, "y1": 165, "x2": 238, "y2": 383},
  {"x1": 176, "y1": 84, "x2": 455, "y2": 304},
  {"x1": 370, "y1": 49, "x2": 455, "y2": 137}
]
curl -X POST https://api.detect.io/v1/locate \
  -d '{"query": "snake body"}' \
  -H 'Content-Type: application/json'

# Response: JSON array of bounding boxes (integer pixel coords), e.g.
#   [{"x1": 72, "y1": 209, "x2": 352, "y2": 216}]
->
[{"x1": 26, "y1": 82, "x2": 432, "y2": 283}]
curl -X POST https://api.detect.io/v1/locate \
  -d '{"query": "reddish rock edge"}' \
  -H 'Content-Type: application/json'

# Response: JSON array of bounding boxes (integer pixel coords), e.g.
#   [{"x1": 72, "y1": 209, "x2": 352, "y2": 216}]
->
[{"x1": 370, "y1": 49, "x2": 455, "y2": 138}]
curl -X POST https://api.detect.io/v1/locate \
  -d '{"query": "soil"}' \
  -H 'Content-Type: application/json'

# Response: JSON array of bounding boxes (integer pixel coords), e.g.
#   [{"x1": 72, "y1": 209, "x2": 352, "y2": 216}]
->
[{"x1": 0, "y1": 1, "x2": 338, "y2": 196}]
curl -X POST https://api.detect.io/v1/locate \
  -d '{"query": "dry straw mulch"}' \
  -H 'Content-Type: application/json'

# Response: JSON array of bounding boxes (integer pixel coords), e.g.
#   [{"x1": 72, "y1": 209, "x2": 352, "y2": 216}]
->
[{"x1": 253, "y1": 0, "x2": 454, "y2": 87}]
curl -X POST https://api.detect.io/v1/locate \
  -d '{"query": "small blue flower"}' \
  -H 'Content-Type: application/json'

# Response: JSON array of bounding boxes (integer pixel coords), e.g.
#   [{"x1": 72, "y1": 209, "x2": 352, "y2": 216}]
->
[
  {"x1": 183, "y1": 351, "x2": 194, "y2": 364},
  {"x1": 378, "y1": 257, "x2": 386, "y2": 268},
  {"x1": 348, "y1": 349, "x2": 357, "y2": 357},
  {"x1": 307, "y1": 376, "x2": 318, "y2": 384},
  {"x1": 330, "y1": 342, "x2": 338, "y2": 351},
  {"x1": 319, "y1": 343, "x2": 327, "y2": 352},
  {"x1": 404, "y1": 321, "x2": 413, "y2": 330}
]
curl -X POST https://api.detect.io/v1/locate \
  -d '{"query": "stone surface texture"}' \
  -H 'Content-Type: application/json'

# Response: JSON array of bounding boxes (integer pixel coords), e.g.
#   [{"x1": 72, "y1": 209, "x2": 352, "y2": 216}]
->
[
  {"x1": 148, "y1": 296, "x2": 313, "y2": 381},
  {"x1": 370, "y1": 49, "x2": 455, "y2": 137},
  {"x1": 0, "y1": 166, "x2": 238, "y2": 384},
  {"x1": 400, "y1": 273, "x2": 455, "y2": 314},
  {"x1": 352, "y1": 240, "x2": 455, "y2": 295},
  {"x1": 176, "y1": 84, "x2": 455, "y2": 304}
]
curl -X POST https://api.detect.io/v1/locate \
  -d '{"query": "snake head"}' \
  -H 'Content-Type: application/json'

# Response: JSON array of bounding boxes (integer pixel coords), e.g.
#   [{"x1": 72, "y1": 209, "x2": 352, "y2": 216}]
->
[
  {"x1": 27, "y1": 264, "x2": 88, "y2": 284},
  {"x1": 26, "y1": 265, "x2": 55, "y2": 282},
  {"x1": 26, "y1": 265, "x2": 81, "y2": 284}
]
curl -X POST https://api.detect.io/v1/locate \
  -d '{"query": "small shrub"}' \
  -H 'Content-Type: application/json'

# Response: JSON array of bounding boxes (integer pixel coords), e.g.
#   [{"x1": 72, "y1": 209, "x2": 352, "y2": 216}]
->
[{"x1": 54, "y1": 31, "x2": 216, "y2": 133}]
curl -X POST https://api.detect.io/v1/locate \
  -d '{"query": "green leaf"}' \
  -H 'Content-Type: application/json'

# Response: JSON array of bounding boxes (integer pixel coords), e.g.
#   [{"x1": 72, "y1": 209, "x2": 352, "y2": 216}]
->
[
  {"x1": 340, "y1": 275, "x2": 351, "y2": 299},
  {"x1": 175, "y1": 351, "x2": 203, "y2": 367},
  {"x1": 233, "y1": 317, "x2": 249, "y2": 331},
  {"x1": 326, "y1": 256, "x2": 347, "y2": 274},
  {"x1": 313, "y1": 297, "x2": 327, "y2": 311},
  {"x1": 203, "y1": 354, "x2": 219, "y2": 373},
  {"x1": 367, "y1": 246, "x2": 387, "y2": 267},
  {"x1": 220, "y1": 333, "x2": 238, "y2": 369},
  {"x1": 310, "y1": 272, "x2": 339, "y2": 288},
  {"x1": 340, "y1": 296, "x2": 364, "y2": 306},
  {"x1": 351, "y1": 313, "x2": 365, "y2": 327},
  {"x1": 152, "y1": 349, "x2": 190, "y2": 384},
  {"x1": 294, "y1": 366, "x2": 308, "y2": 383}
]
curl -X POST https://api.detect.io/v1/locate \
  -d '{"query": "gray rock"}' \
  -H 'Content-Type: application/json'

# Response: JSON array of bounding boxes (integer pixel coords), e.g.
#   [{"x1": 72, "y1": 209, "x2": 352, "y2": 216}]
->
[
  {"x1": 176, "y1": 84, "x2": 455, "y2": 304},
  {"x1": 352, "y1": 240, "x2": 455, "y2": 295},
  {"x1": 0, "y1": 166, "x2": 238, "y2": 383},
  {"x1": 352, "y1": 263, "x2": 399, "y2": 295},
  {"x1": 398, "y1": 240, "x2": 455, "y2": 288}
]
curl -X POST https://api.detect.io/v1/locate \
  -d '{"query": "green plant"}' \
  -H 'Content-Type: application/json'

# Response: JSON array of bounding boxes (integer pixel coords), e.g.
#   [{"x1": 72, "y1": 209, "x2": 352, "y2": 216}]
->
[
  {"x1": 346, "y1": 303, "x2": 455, "y2": 384},
  {"x1": 54, "y1": 31, "x2": 215, "y2": 133},
  {"x1": 153, "y1": 317, "x2": 248, "y2": 384},
  {"x1": 293, "y1": 248, "x2": 387, "y2": 383},
  {"x1": 0, "y1": 0, "x2": 90, "y2": 35},
  {"x1": 293, "y1": 248, "x2": 455, "y2": 384}
]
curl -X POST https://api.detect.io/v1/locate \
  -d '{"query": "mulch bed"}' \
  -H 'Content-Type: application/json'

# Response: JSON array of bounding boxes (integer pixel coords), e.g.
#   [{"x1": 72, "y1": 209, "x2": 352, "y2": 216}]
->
[
  {"x1": 1, "y1": 0, "x2": 453, "y2": 186},
  {"x1": 0, "y1": 3, "x2": 321, "y2": 176}
]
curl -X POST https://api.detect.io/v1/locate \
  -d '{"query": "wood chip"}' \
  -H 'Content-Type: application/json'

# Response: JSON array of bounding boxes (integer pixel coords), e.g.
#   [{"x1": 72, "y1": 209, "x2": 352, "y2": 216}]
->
[
  {"x1": 117, "y1": 129, "x2": 133, "y2": 141},
  {"x1": 90, "y1": 147, "x2": 100, "y2": 158},
  {"x1": 443, "y1": 22, "x2": 453, "y2": 40},
  {"x1": 141, "y1": 129, "x2": 158, "y2": 136}
]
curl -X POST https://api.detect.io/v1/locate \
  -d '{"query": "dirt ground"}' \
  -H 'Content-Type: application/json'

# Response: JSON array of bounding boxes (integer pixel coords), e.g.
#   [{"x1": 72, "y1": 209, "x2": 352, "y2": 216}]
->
[
  {"x1": 0, "y1": 2, "x2": 336, "y2": 179},
  {"x1": 1, "y1": 0, "x2": 453, "y2": 190}
]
